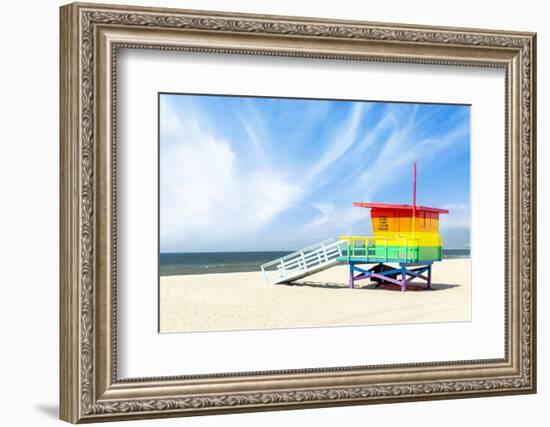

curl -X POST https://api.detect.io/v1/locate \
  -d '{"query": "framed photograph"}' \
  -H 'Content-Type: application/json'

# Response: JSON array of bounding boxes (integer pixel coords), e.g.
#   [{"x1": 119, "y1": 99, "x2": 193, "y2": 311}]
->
[{"x1": 60, "y1": 2, "x2": 537, "y2": 423}]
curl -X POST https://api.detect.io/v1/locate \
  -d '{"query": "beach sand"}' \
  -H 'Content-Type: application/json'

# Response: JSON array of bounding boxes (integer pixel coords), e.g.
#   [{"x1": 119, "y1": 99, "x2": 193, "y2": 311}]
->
[{"x1": 160, "y1": 259, "x2": 471, "y2": 333}]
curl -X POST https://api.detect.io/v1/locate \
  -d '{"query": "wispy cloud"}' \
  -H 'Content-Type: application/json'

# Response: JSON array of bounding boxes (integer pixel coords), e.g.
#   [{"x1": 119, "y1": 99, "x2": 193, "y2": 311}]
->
[
  {"x1": 305, "y1": 202, "x2": 335, "y2": 230},
  {"x1": 439, "y1": 203, "x2": 470, "y2": 229},
  {"x1": 160, "y1": 95, "x2": 470, "y2": 251},
  {"x1": 238, "y1": 100, "x2": 269, "y2": 165},
  {"x1": 305, "y1": 102, "x2": 371, "y2": 182},
  {"x1": 160, "y1": 99, "x2": 302, "y2": 252},
  {"x1": 303, "y1": 202, "x2": 372, "y2": 242},
  {"x1": 349, "y1": 105, "x2": 469, "y2": 203}
]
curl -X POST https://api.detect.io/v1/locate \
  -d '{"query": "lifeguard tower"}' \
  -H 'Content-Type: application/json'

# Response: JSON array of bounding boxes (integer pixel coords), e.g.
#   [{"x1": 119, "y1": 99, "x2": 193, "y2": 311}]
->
[{"x1": 261, "y1": 162, "x2": 449, "y2": 291}]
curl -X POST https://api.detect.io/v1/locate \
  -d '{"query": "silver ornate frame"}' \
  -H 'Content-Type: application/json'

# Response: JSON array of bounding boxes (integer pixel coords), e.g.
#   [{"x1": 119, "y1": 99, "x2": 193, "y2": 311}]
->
[{"x1": 60, "y1": 2, "x2": 537, "y2": 423}]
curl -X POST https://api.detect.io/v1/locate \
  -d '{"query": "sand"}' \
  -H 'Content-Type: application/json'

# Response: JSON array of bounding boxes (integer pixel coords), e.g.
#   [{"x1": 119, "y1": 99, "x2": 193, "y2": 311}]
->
[{"x1": 160, "y1": 259, "x2": 471, "y2": 333}]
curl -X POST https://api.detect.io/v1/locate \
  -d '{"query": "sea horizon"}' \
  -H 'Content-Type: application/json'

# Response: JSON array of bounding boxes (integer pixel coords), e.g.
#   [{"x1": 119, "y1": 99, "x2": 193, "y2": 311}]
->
[{"x1": 159, "y1": 249, "x2": 471, "y2": 276}]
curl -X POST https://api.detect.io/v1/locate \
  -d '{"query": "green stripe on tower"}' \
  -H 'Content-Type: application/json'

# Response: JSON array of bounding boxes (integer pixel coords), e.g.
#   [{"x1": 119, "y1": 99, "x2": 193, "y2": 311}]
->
[{"x1": 342, "y1": 245, "x2": 442, "y2": 263}]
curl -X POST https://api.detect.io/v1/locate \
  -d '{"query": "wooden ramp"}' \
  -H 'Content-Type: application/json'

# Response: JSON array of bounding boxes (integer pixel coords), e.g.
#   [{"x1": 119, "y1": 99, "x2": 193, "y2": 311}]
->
[{"x1": 261, "y1": 238, "x2": 346, "y2": 284}]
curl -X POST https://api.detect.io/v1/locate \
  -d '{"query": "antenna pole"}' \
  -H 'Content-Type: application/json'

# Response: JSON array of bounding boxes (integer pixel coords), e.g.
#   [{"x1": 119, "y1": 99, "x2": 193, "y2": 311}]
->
[
  {"x1": 412, "y1": 162, "x2": 417, "y2": 251},
  {"x1": 413, "y1": 161, "x2": 417, "y2": 208}
]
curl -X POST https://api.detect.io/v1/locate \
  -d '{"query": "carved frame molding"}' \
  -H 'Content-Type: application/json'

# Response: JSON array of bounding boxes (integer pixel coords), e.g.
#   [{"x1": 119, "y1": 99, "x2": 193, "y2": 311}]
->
[{"x1": 60, "y1": 2, "x2": 536, "y2": 423}]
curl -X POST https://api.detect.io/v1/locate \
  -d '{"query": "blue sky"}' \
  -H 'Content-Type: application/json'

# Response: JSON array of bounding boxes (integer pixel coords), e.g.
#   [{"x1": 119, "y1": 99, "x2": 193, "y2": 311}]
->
[{"x1": 160, "y1": 94, "x2": 470, "y2": 252}]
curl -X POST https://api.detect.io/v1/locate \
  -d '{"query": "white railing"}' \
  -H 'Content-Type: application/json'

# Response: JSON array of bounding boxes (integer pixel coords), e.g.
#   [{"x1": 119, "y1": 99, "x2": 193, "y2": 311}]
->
[{"x1": 260, "y1": 238, "x2": 346, "y2": 284}]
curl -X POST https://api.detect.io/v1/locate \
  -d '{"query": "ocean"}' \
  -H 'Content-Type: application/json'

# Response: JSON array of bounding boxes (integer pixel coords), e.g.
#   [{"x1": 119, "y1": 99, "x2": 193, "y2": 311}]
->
[{"x1": 159, "y1": 249, "x2": 470, "y2": 276}]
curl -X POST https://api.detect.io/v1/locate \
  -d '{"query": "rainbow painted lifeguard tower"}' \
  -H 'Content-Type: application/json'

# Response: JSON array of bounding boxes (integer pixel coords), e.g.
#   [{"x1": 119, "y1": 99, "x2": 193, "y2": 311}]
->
[{"x1": 261, "y1": 162, "x2": 449, "y2": 292}]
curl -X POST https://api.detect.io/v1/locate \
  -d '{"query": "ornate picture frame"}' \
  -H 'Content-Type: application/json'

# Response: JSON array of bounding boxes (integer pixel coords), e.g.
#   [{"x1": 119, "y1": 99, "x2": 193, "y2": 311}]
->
[{"x1": 60, "y1": 2, "x2": 536, "y2": 423}]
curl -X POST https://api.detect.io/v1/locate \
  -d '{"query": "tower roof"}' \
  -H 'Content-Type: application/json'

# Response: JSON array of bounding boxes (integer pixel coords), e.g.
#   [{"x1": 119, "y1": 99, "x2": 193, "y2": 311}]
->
[{"x1": 352, "y1": 202, "x2": 449, "y2": 214}]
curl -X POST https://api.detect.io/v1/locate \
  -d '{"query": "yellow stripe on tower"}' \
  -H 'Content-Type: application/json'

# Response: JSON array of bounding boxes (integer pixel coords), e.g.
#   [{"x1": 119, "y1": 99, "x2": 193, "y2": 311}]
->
[
  {"x1": 372, "y1": 216, "x2": 440, "y2": 233},
  {"x1": 371, "y1": 231, "x2": 442, "y2": 247}
]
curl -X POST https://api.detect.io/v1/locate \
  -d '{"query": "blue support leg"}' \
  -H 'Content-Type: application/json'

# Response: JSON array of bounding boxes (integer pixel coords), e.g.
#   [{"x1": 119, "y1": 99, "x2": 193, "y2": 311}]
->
[{"x1": 401, "y1": 265, "x2": 407, "y2": 292}]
